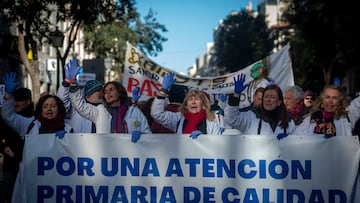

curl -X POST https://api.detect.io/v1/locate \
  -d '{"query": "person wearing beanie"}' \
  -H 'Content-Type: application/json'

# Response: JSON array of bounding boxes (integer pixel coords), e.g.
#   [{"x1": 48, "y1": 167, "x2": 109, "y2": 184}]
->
[
  {"x1": 67, "y1": 78, "x2": 111, "y2": 134},
  {"x1": 151, "y1": 84, "x2": 188, "y2": 133},
  {"x1": 57, "y1": 57, "x2": 110, "y2": 133},
  {"x1": 0, "y1": 87, "x2": 34, "y2": 202},
  {"x1": 303, "y1": 90, "x2": 314, "y2": 108}
]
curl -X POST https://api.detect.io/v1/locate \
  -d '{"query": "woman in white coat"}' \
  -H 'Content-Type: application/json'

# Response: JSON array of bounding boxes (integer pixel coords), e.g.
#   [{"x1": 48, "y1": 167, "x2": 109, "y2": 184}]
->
[
  {"x1": 224, "y1": 74, "x2": 295, "y2": 139},
  {"x1": 151, "y1": 72, "x2": 222, "y2": 138},
  {"x1": 294, "y1": 85, "x2": 360, "y2": 137}
]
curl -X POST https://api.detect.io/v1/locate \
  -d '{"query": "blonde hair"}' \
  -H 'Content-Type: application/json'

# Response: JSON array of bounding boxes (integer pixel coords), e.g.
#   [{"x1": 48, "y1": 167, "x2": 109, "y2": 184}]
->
[
  {"x1": 311, "y1": 85, "x2": 349, "y2": 119},
  {"x1": 179, "y1": 89, "x2": 215, "y2": 120}
]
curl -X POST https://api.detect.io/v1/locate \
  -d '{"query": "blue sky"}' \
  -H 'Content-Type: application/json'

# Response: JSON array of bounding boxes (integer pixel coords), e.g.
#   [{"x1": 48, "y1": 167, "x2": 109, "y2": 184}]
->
[{"x1": 136, "y1": 0, "x2": 259, "y2": 75}]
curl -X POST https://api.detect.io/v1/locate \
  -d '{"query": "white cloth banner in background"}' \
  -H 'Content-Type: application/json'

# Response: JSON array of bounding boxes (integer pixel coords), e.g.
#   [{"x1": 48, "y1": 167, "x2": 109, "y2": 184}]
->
[
  {"x1": 14, "y1": 134, "x2": 360, "y2": 202},
  {"x1": 123, "y1": 42, "x2": 294, "y2": 102}
]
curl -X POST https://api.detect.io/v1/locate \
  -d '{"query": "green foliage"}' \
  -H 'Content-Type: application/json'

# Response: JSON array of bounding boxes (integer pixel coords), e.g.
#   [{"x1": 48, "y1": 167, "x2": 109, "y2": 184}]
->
[
  {"x1": 282, "y1": 0, "x2": 360, "y2": 86},
  {"x1": 213, "y1": 9, "x2": 274, "y2": 73},
  {"x1": 82, "y1": 8, "x2": 167, "y2": 73}
]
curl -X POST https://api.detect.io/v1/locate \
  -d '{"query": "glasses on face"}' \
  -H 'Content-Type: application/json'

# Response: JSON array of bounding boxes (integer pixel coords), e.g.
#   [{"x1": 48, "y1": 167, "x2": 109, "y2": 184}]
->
[{"x1": 305, "y1": 97, "x2": 313, "y2": 101}]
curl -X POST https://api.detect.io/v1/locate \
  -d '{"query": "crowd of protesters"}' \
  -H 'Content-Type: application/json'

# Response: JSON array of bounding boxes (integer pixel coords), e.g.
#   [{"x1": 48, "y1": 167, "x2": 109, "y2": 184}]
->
[{"x1": 1, "y1": 58, "x2": 360, "y2": 202}]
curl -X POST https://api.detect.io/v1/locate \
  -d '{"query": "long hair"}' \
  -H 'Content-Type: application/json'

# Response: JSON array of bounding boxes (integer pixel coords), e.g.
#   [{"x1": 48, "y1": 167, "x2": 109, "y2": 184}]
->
[
  {"x1": 103, "y1": 81, "x2": 128, "y2": 103},
  {"x1": 261, "y1": 84, "x2": 289, "y2": 129},
  {"x1": 179, "y1": 89, "x2": 215, "y2": 120},
  {"x1": 311, "y1": 85, "x2": 349, "y2": 119},
  {"x1": 34, "y1": 95, "x2": 66, "y2": 120}
]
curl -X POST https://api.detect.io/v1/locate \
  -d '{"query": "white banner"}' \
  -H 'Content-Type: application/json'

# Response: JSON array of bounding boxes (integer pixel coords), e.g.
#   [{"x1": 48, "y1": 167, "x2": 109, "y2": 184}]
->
[
  {"x1": 15, "y1": 134, "x2": 360, "y2": 202},
  {"x1": 123, "y1": 42, "x2": 294, "y2": 104}
]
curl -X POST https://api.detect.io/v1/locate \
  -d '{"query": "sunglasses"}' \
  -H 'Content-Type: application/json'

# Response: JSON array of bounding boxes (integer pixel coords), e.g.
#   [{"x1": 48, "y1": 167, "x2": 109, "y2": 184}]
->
[{"x1": 305, "y1": 97, "x2": 313, "y2": 100}]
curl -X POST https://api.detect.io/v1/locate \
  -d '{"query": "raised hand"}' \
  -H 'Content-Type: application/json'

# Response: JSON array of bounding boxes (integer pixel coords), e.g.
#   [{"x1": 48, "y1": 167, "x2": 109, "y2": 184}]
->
[
  {"x1": 132, "y1": 86, "x2": 141, "y2": 103},
  {"x1": 3, "y1": 72, "x2": 20, "y2": 94},
  {"x1": 64, "y1": 57, "x2": 82, "y2": 81},
  {"x1": 234, "y1": 73, "x2": 248, "y2": 94},
  {"x1": 162, "y1": 72, "x2": 175, "y2": 90}
]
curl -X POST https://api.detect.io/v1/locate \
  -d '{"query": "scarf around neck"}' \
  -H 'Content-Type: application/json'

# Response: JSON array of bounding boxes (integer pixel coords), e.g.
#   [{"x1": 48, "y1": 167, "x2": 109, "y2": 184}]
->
[
  {"x1": 183, "y1": 109, "x2": 206, "y2": 133},
  {"x1": 36, "y1": 114, "x2": 65, "y2": 133},
  {"x1": 288, "y1": 101, "x2": 304, "y2": 120},
  {"x1": 111, "y1": 102, "x2": 128, "y2": 133},
  {"x1": 310, "y1": 110, "x2": 336, "y2": 137}
]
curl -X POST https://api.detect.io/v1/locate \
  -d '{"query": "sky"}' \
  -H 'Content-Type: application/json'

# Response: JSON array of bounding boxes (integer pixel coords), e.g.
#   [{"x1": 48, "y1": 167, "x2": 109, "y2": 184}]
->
[{"x1": 136, "y1": 0, "x2": 259, "y2": 75}]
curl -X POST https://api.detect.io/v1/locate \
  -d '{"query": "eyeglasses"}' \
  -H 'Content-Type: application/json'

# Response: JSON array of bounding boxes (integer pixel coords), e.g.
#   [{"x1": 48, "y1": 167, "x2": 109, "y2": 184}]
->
[{"x1": 304, "y1": 97, "x2": 313, "y2": 100}]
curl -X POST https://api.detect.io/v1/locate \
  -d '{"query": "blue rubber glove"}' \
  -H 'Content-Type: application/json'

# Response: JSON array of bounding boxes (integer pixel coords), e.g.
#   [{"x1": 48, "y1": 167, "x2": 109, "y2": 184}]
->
[
  {"x1": 220, "y1": 127, "x2": 225, "y2": 134},
  {"x1": 277, "y1": 133, "x2": 289, "y2": 140},
  {"x1": 64, "y1": 57, "x2": 81, "y2": 80},
  {"x1": 189, "y1": 130, "x2": 203, "y2": 139},
  {"x1": 162, "y1": 72, "x2": 175, "y2": 90},
  {"x1": 55, "y1": 130, "x2": 66, "y2": 139},
  {"x1": 132, "y1": 87, "x2": 141, "y2": 103},
  {"x1": 234, "y1": 73, "x2": 248, "y2": 94},
  {"x1": 218, "y1": 94, "x2": 227, "y2": 102},
  {"x1": 2, "y1": 72, "x2": 20, "y2": 94},
  {"x1": 131, "y1": 130, "x2": 142, "y2": 143}
]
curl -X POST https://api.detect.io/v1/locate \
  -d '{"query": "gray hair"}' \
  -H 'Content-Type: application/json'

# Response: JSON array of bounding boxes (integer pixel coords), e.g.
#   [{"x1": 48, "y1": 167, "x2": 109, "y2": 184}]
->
[{"x1": 284, "y1": 85, "x2": 304, "y2": 100}]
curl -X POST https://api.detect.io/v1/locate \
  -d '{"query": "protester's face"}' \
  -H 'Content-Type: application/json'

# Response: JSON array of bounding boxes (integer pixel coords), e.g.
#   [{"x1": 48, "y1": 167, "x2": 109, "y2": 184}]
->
[
  {"x1": 185, "y1": 95, "x2": 203, "y2": 114},
  {"x1": 253, "y1": 92, "x2": 263, "y2": 107},
  {"x1": 284, "y1": 91, "x2": 300, "y2": 110},
  {"x1": 41, "y1": 97, "x2": 58, "y2": 119},
  {"x1": 303, "y1": 96, "x2": 313, "y2": 107},
  {"x1": 322, "y1": 88, "x2": 340, "y2": 113},
  {"x1": 262, "y1": 89, "x2": 281, "y2": 111},
  {"x1": 86, "y1": 90, "x2": 103, "y2": 104},
  {"x1": 14, "y1": 99, "x2": 31, "y2": 113},
  {"x1": 103, "y1": 84, "x2": 120, "y2": 105}
]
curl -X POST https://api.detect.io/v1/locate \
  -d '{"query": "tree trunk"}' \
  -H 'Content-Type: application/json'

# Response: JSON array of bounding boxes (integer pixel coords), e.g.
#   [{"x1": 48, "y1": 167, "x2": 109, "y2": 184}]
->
[
  {"x1": 322, "y1": 65, "x2": 332, "y2": 86},
  {"x1": 18, "y1": 32, "x2": 41, "y2": 102}
]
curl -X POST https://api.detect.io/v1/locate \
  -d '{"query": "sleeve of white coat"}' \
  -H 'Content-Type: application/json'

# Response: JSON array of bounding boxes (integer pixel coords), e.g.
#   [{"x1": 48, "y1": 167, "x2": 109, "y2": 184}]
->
[
  {"x1": 348, "y1": 95, "x2": 360, "y2": 129},
  {"x1": 224, "y1": 105, "x2": 253, "y2": 133},
  {"x1": 151, "y1": 97, "x2": 182, "y2": 132},
  {"x1": 69, "y1": 87, "x2": 99, "y2": 123}
]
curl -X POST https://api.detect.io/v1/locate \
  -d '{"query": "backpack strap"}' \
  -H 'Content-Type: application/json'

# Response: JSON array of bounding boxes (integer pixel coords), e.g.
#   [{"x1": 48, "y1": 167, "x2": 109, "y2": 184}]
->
[{"x1": 26, "y1": 118, "x2": 37, "y2": 134}]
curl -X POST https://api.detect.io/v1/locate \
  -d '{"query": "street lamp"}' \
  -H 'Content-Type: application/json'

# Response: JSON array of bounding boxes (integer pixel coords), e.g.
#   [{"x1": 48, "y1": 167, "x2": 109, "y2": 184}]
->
[{"x1": 50, "y1": 27, "x2": 64, "y2": 90}]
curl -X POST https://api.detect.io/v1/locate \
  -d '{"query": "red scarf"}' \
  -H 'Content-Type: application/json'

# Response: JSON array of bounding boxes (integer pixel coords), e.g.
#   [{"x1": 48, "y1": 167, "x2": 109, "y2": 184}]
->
[
  {"x1": 36, "y1": 114, "x2": 65, "y2": 133},
  {"x1": 288, "y1": 101, "x2": 304, "y2": 120},
  {"x1": 183, "y1": 110, "x2": 206, "y2": 133},
  {"x1": 322, "y1": 110, "x2": 334, "y2": 119}
]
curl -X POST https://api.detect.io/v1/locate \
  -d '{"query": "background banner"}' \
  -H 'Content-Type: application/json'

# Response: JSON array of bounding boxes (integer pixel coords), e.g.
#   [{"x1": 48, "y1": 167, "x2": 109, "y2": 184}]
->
[
  {"x1": 14, "y1": 134, "x2": 360, "y2": 202},
  {"x1": 123, "y1": 42, "x2": 294, "y2": 105}
]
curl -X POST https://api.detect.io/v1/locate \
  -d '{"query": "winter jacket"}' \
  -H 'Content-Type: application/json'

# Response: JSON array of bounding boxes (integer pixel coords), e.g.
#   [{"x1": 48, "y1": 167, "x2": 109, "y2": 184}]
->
[
  {"x1": 225, "y1": 105, "x2": 296, "y2": 136},
  {"x1": 151, "y1": 97, "x2": 222, "y2": 135},
  {"x1": 1, "y1": 98, "x2": 72, "y2": 138},
  {"x1": 69, "y1": 88, "x2": 151, "y2": 134},
  {"x1": 69, "y1": 88, "x2": 112, "y2": 133},
  {"x1": 294, "y1": 115, "x2": 352, "y2": 137},
  {"x1": 57, "y1": 84, "x2": 93, "y2": 133}
]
